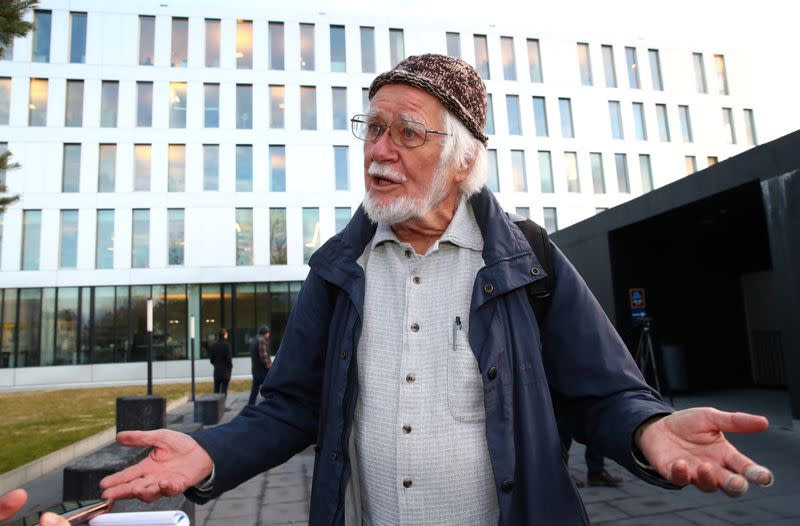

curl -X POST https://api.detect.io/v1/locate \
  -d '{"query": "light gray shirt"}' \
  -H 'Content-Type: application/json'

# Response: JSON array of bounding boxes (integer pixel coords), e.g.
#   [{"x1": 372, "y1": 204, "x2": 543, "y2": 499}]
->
[{"x1": 348, "y1": 199, "x2": 499, "y2": 526}]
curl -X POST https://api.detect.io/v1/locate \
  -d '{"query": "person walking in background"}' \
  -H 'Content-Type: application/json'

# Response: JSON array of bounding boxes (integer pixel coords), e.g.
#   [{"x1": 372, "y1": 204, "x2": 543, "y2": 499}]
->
[
  {"x1": 209, "y1": 328, "x2": 232, "y2": 395},
  {"x1": 249, "y1": 325, "x2": 272, "y2": 405}
]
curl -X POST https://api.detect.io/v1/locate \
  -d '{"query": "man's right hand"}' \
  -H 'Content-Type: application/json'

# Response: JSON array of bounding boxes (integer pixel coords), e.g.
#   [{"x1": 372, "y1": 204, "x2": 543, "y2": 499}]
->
[{"x1": 99, "y1": 429, "x2": 213, "y2": 502}]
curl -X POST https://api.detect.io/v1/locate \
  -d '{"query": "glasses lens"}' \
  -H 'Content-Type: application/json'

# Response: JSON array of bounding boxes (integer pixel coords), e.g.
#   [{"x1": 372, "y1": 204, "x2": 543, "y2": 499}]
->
[
  {"x1": 351, "y1": 116, "x2": 370, "y2": 141},
  {"x1": 390, "y1": 121, "x2": 426, "y2": 148}
]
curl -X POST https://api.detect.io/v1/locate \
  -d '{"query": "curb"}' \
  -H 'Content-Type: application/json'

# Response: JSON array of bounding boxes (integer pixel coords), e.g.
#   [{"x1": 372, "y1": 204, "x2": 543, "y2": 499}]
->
[{"x1": 0, "y1": 395, "x2": 190, "y2": 495}]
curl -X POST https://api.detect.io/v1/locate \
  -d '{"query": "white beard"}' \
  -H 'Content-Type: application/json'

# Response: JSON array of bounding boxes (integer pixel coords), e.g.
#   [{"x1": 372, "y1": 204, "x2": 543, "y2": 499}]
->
[{"x1": 362, "y1": 161, "x2": 451, "y2": 225}]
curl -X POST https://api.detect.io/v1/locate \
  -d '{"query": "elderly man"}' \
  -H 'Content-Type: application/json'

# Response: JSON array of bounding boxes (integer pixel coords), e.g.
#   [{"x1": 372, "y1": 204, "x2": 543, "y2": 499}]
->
[{"x1": 100, "y1": 54, "x2": 773, "y2": 525}]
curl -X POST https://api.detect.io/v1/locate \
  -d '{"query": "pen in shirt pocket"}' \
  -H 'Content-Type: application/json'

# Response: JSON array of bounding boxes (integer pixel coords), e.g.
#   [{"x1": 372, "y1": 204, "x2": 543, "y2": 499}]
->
[{"x1": 452, "y1": 316, "x2": 462, "y2": 351}]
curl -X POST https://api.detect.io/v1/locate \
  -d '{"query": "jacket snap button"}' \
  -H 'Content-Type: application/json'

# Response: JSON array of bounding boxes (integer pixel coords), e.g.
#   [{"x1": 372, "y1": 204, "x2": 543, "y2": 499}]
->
[
  {"x1": 410, "y1": 323, "x2": 419, "y2": 332},
  {"x1": 330, "y1": 451, "x2": 339, "y2": 460},
  {"x1": 404, "y1": 250, "x2": 412, "y2": 258},
  {"x1": 483, "y1": 283, "x2": 494, "y2": 293},
  {"x1": 487, "y1": 366, "x2": 497, "y2": 380},
  {"x1": 531, "y1": 267, "x2": 541, "y2": 276},
  {"x1": 402, "y1": 478, "x2": 413, "y2": 488},
  {"x1": 340, "y1": 351, "x2": 348, "y2": 360},
  {"x1": 502, "y1": 479, "x2": 513, "y2": 492}
]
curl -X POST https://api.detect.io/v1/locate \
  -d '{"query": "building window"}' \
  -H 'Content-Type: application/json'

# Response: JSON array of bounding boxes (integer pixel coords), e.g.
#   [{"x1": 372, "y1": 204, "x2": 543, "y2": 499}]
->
[
  {"x1": 169, "y1": 82, "x2": 187, "y2": 128},
  {"x1": 21, "y1": 210, "x2": 42, "y2": 270},
  {"x1": 577, "y1": 43, "x2": 592, "y2": 86},
  {"x1": 303, "y1": 208, "x2": 320, "y2": 264},
  {"x1": 332, "y1": 87, "x2": 347, "y2": 130},
  {"x1": 656, "y1": 103, "x2": 670, "y2": 142},
  {"x1": 486, "y1": 149, "x2": 499, "y2": 192},
  {"x1": 59, "y1": 210, "x2": 78, "y2": 269},
  {"x1": 543, "y1": 208, "x2": 558, "y2": 234},
  {"x1": 633, "y1": 102, "x2": 647, "y2": 140},
  {"x1": 538, "y1": 151, "x2": 553, "y2": 193},
  {"x1": 722, "y1": 107, "x2": 736, "y2": 144},
  {"x1": 590, "y1": 152, "x2": 605, "y2": 194},
  {"x1": 205, "y1": 19, "x2": 220, "y2": 67},
  {"x1": 485, "y1": 94, "x2": 495, "y2": 135},
  {"x1": 62, "y1": 143, "x2": 81, "y2": 192},
  {"x1": 300, "y1": 23, "x2": 315, "y2": 70},
  {"x1": 707, "y1": 156, "x2": 718, "y2": 166},
  {"x1": 136, "y1": 81, "x2": 153, "y2": 127},
  {"x1": 693, "y1": 52, "x2": 707, "y2": 93},
  {"x1": 527, "y1": 39, "x2": 543, "y2": 82},
  {"x1": 65, "y1": 80, "x2": 84, "y2": 127},
  {"x1": 614, "y1": 153, "x2": 630, "y2": 193},
  {"x1": 501, "y1": 36, "x2": 517, "y2": 81},
  {"x1": 648, "y1": 49, "x2": 663, "y2": 90},
  {"x1": 265, "y1": 21, "x2": 285, "y2": 71},
  {"x1": 532, "y1": 96, "x2": 548, "y2": 137},
  {"x1": 98, "y1": 144, "x2": 116, "y2": 192},
  {"x1": 564, "y1": 151, "x2": 580, "y2": 193},
  {"x1": 602, "y1": 44, "x2": 617, "y2": 87},
  {"x1": 389, "y1": 28, "x2": 405, "y2": 67},
  {"x1": 270, "y1": 145, "x2": 286, "y2": 192},
  {"x1": 203, "y1": 144, "x2": 219, "y2": 191},
  {"x1": 236, "y1": 145, "x2": 253, "y2": 192},
  {"x1": 639, "y1": 154, "x2": 654, "y2": 193},
  {"x1": 474, "y1": 34, "x2": 490, "y2": 79},
  {"x1": 32, "y1": 10, "x2": 51, "y2": 62},
  {"x1": 131, "y1": 209, "x2": 149, "y2": 268},
  {"x1": 171, "y1": 17, "x2": 188, "y2": 67},
  {"x1": 134, "y1": 144, "x2": 151, "y2": 191},
  {"x1": 334, "y1": 146, "x2": 349, "y2": 190},
  {"x1": 168, "y1": 144, "x2": 185, "y2": 192},
  {"x1": 360, "y1": 27, "x2": 375, "y2": 73},
  {"x1": 0, "y1": 142, "x2": 6, "y2": 186},
  {"x1": 714, "y1": 54, "x2": 729, "y2": 95},
  {"x1": 28, "y1": 78, "x2": 48, "y2": 126},
  {"x1": 270, "y1": 208, "x2": 287, "y2": 264},
  {"x1": 236, "y1": 208, "x2": 253, "y2": 266},
  {"x1": 362, "y1": 87, "x2": 369, "y2": 113},
  {"x1": 506, "y1": 95, "x2": 521, "y2": 135},
  {"x1": 203, "y1": 83, "x2": 219, "y2": 128},
  {"x1": 335, "y1": 207, "x2": 351, "y2": 233},
  {"x1": 678, "y1": 105, "x2": 693, "y2": 142},
  {"x1": 625, "y1": 46, "x2": 640, "y2": 89},
  {"x1": 559, "y1": 98, "x2": 574, "y2": 138},
  {"x1": 96, "y1": 209, "x2": 114, "y2": 269},
  {"x1": 69, "y1": 12, "x2": 87, "y2": 63},
  {"x1": 301, "y1": 86, "x2": 317, "y2": 130},
  {"x1": 236, "y1": 84, "x2": 252, "y2": 129},
  {"x1": 511, "y1": 150, "x2": 527, "y2": 192},
  {"x1": 446, "y1": 32, "x2": 461, "y2": 58},
  {"x1": 236, "y1": 19, "x2": 253, "y2": 69},
  {"x1": 744, "y1": 109, "x2": 758, "y2": 145},
  {"x1": 685, "y1": 155, "x2": 697, "y2": 175},
  {"x1": 168, "y1": 209, "x2": 184, "y2": 265},
  {"x1": 330, "y1": 25, "x2": 346, "y2": 72},
  {"x1": 270, "y1": 85, "x2": 285, "y2": 128},
  {"x1": 0, "y1": 38, "x2": 13, "y2": 60},
  {"x1": 138, "y1": 15, "x2": 155, "y2": 65},
  {"x1": 515, "y1": 207, "x2": 530, "y2": 219},
  {"x1": 608, "y1": 100, "x2": 623, "y2": 139},
  {"x1": 0, "y1": 77, "x2": 10, "y2": 124},
  {"x1": 100, "y1": 81, "x2": 119, "y2": 128}
]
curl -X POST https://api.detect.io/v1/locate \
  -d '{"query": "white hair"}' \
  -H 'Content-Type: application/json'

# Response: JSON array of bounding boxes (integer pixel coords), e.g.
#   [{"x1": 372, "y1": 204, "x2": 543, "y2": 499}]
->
[{"x1": 439, "y1": 110, "x2": 487, "y2": 197}]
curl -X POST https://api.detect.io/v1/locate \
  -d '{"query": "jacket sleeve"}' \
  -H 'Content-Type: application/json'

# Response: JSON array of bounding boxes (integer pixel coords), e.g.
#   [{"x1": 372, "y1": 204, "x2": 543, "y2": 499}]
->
[
  {"x1": 540, "y1": 243, "x2": 676, "y2": 487},
  {"x1": 188, "y1": 271, "x2": 335, "y2": 498}
]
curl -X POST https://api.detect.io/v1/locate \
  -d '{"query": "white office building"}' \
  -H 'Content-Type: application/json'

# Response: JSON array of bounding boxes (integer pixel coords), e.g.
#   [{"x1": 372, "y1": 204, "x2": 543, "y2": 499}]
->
[{"x1": 0, "y1": 0, "x2": 767, "y2": 388}]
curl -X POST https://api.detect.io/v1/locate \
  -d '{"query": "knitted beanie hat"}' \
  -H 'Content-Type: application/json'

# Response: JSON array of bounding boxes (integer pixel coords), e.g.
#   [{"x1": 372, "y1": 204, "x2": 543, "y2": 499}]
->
[{"x1": 368, "y1": 54, "x2": 489, "y2": 145}]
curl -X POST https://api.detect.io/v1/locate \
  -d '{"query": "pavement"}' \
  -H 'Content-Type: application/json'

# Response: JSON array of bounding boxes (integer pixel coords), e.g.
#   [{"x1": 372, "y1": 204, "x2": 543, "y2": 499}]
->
[{"x1": 10, "y1": 388, "x2": 800, "y2": 525}]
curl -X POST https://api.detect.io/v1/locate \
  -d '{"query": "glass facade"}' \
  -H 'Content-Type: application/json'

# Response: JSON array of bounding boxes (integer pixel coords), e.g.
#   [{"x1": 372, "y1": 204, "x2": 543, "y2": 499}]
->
[
  {"x1": 639, "y1": 154, "x2": 654, "y2": 193},
  {"x1": 538, "y1": 151, "x2": 553, "y2": 193},
  {"x1": 62, "y1": 144, "x2": 81, "y2": 192},
  {"x1": 511, "y1": 150, "x2": 527, "y2": 192},
  {"x1": 330, "y1": 25, "x2": 346, "y2": 72},
  {"x1": 656, "y1": 103, "x2": 670, "y2": 142},
  {"x1": 693, "y1": 52, "x2": 707, "y2": 93},
  {"x1": 236, "y1": 145, "x2": 253, "y2": 192},
  {"x1": 96, "y1": 210, "x2": 114, "y2": 269},
  {"x1": 270, "y1": 85, "x2": 285, "y2": 128},
  {"x1": 474, "y1": 35, "x2": 490, "y2": 79},
  {"x1": 32, "y1": 10, "x2": 52, "y2": 63},
  {"x1": 171, "y1": 17, "x2": 189, "y2": 67},
  {"x1": 609, "y1": 100, "x2": 623, "y2": 139},
  {"x1": 335, "y1": 207, "x2": 351, "y2": 232},
  {"x1": 625, "y1": 46, "x2": 640, "y2": 89},
  {"x1": 332, "y1": 87, "x2": 347, "y2": 130},
  {"x1": 269, "y1": 22, "x2": 284, "y2": 70},
  {"x1": 236, "y1": 208, "x2": 253, "y2": 266},
  {"x1": 485, "y1": 94, "x2": 495, "y2": 135},
  {"x1": 486, "y1": 150, "x2": 499, "y2": 192},
  {"x1": 615, "y1": 153, "x2": 630, "y2": 193},
  {"x1": 679, "y1": 105, "x2": 693, "y2": 142},
  {"x1": 204, "y1": 83, "x2": 219, "y2": 128},
  {"x1": 446, "y1": 32, "x2": 461, "y2": 58},
  {"x1": 98, "y1": 144, "x2": 116, "y2": 192},
  {"x1": 301, "y1": 86, "x2": 317, "y2": 130},
  {"x1": 205, "y1": 19, "x2": 220, "y2": 67},
  {"x1": 65, "y1": 80, "x2": 84, "y2": 127},
  {"x1": 360, "y1": 27, "x2": 375, "y2": 73},
  {"x1": 389, "y1": 29, "x2": 405, "y2": 67},
  {"x1": 501, "y1": 37, "x2": 517, "y2": 81},
  {"x1": 134, "y1": 144, "x2": 151, "y2": 191},
  {"x1": 29, "y1": 78, "x2": 48, "y2": 126},
  {"x1": 300, "y1": 23, "x2": 315, "y2": 70},
  {"x1": 169, "y1": 82, "x2": 187, "y2": 128},
  {"x1": 21, "y1": 210, "x2": 42, "y2": 270},
  {"x1": 302, "y1": 208, "x2": 320, "y2": 264},
  {"x1": 334, "y1": 146, "x2": 349, "y2": 190},
  {"x1": 543, "y1": 208, "x2": 558, "y2": 234},
  {"x1": 532, "y1": 96, "x2": 548, "y2": 137},
  {"x1": 577, "y1": 43, "x2": 592, "y2": 85},
  {"x1": 100, "y1": 81, "x2": 119, "y2": 128},
  {"x1": 138, "y1": 16, "x2": 155, "y2": 66},
  {"x1": 270, "y1": 145, "x2": 286, "y2": 192},
  {"x1": 506, "y1": 95, "x2": 521, "y2": 135},
  {"x1": 131, "y1": 209, "x2": 150, "y2": 268},
  {"x1": 527, "y1": 38, "x2": 543, "y2": 82},
  {"x1": 633, "y1": 102, "x2": 647, "y2": 140},
  {"x1": 203, "y1": 144, "x2": 219, "y2": 191},
  {"x1": 168, "y1": 144, "x2": 186, "y2": 192},
  {"x1": 270, "y1": 208, "x2": 287, "y2": 264},
  {"x1": 648, "y1": 49, "x2": 663, "y2": 90},
  {"x1": 0, "y1": 77, "x2": 10, "y2": 124},
  {"x1": 69, "y1": 12, "x2": 87, "y2": 63},
  {"x1": 236, "y1": 84, "x2": 252, "y2": 129},
  {"x1": 564, "y1": 151, "x2": 580, "y2": 193},
  {"x1": 137, "y1": 82, "x2": 153, "y2": 127},
  {"x1": 168, "y1": 209, "x2": 184, "y2": 265},
  {"x1": 236, "y1": 20, "x2": 253, "y2": 69},
  {"x1": 559, "y1": 98, "x2": 574, "y2": 138},
  {"x1": 590, "y1": 152, "x2": 605, "y2": 194},
  {"x1": 602, "y1": 45, "x2": 617, "y2": 87}
]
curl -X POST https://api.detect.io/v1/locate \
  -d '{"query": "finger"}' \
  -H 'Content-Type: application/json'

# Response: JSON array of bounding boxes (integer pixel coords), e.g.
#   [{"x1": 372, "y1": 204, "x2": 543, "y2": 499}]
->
[
  {"x1": 667, "y1": 459, "x2": 691, "y2": 486},
  {"x1": 40, "y1": 511, "x2": 70, "y2": 526},
  {"x1": 131, "y1": 477, "x2": 164, "y2": 503},
  {"x1": 0, "y1": 488, "x2": 28, "y2": 519},
  {"x1": 744, "y1": 465, "x2": 775, "y2": 487},
  {"x1": 706, "y1": 410, "x2": 769, "y2": 434},
  {"x1": 158, "y1": 477, "x2": 187, "y2": 497},
  {"x1": 101, "y1": 480, "x2": 140, "y2": 501},
  {"x1": 722, "y1": 474, "x2": 749, "y2": 498},
  {"x1": 695, "y1": 462, "x2": 717, "y2": 492},
  {"x1": 99, "y1": 461, "x2": 150, "y2": 489}
]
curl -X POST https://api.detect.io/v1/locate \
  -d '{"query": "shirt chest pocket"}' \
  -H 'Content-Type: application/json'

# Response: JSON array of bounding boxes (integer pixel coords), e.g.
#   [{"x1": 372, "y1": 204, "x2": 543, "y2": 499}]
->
[{"x1": 447, "y1": 329, "x2": 486, "y2": 423}]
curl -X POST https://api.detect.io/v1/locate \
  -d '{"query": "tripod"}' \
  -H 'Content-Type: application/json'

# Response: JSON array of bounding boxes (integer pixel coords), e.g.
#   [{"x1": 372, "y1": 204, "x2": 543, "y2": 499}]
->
[{"x1": 634, "y1": 318, "x2": 662, "y2": 395}]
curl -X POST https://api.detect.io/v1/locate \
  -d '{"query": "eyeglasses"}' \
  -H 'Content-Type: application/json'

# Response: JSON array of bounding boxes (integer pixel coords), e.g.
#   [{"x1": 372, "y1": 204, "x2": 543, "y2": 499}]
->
[{"x1": 351, "y1": 114, "x2": 449, "y2": 149}]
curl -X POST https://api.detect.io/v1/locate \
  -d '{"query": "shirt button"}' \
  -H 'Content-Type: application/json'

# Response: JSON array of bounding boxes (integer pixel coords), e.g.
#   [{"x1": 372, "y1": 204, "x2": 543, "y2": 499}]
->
[
  {"x1": 502, "y1": 479, "x2": 514, "y2": 492},
  {"x1": 406, "y1": 373, "x2": 416, "y2": 383},
  {"x1": 488, "y1": 366, "x2": 497, "y2": 380},
  {"x1": 404, "y1": 250, "x2": 413, "y2": 258},
  {"x1": 410, "y1": 323, "x2": 419, "y2": 332},
  {"x1": 412, "y1": 276, "x2": 421, "y2": 284},
  {"x1": 402, "y1": 478, "x2": 413, "y2": 488},
  {"x1": 402, "y1": 424, "x2": 412, "y2": 434}
]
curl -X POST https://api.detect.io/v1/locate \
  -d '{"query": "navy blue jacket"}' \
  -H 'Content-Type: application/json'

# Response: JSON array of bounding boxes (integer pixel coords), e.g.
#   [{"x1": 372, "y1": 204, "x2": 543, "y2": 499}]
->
[{"x1": 190, "y1": 187, "x2": 674, "y2": 524}]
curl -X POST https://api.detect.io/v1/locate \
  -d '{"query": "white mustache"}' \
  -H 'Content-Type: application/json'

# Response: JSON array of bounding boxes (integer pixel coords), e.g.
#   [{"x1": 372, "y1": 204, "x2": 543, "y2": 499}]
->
[{"x1": 368, "y1": 162, "x2": 408, "y2": 184}]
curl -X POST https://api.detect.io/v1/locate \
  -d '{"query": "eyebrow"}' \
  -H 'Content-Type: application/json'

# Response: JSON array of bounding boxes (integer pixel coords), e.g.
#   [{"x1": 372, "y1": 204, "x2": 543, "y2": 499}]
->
[{"x1": 364, "y1": 109, "x2": 423, "y2": 125}]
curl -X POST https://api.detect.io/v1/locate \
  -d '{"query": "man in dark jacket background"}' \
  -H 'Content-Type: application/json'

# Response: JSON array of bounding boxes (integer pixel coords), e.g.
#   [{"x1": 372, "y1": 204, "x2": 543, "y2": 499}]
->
[
  {"x1": 208, "y1": 328, "x2": 232, "y2": 395},
  {"x1": 249, "y1": 325, "x2": 271, "y2": 405}
]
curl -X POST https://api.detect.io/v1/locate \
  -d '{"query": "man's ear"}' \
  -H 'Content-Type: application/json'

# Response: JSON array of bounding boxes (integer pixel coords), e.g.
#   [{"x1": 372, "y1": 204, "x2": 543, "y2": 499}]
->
[{"x1": 453, "y1": 154, "x2": 476, "y2": 184}]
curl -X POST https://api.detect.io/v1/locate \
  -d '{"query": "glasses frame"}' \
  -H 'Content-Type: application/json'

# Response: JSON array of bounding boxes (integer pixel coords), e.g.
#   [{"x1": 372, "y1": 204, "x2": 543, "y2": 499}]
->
[{"x1": 350, "y1": 114, "x2": 449, "y2": 149}]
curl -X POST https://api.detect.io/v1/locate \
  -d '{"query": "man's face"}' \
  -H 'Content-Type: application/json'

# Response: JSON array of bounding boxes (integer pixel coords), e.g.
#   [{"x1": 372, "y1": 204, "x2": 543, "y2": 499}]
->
[{"x1": 362, "y1": 84, "x2": 462, "y2": 225}]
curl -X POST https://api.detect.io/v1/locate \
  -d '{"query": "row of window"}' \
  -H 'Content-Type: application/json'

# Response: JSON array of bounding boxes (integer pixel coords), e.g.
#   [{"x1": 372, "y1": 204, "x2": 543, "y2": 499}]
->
[
  {"x1": 8, "y1": 10, "x2": 731, "y2": 97},
  {"x1": 0, "y1": 281, "x2": 302, "y2": 369},
  {"x1": 1, "y1": 77, "x2": 757, "y2": 146}
]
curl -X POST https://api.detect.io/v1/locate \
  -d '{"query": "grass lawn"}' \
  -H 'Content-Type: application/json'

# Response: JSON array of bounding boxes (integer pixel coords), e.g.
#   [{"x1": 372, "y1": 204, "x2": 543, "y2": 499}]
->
[{"x1": 0, "y1": 380, "x2": 251, "y2": 475}]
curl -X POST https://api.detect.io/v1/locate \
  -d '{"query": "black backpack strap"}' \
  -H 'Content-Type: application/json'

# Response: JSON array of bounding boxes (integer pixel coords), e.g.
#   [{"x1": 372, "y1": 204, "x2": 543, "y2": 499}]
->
[{"x1": 512, "y1": 217, "x2": 555, "y2": 323}]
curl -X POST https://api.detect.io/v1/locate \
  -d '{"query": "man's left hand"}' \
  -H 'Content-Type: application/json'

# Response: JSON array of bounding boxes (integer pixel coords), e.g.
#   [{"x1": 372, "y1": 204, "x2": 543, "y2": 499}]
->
[{"x1": 636, "y1": 407, "x2": 774, "y2": 497}]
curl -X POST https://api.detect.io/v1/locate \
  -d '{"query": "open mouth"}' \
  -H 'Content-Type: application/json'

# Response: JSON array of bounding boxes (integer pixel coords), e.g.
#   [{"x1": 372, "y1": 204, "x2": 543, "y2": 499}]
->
[{"x1": 371, "y1": 175, "x2": 401, "y2": 188}]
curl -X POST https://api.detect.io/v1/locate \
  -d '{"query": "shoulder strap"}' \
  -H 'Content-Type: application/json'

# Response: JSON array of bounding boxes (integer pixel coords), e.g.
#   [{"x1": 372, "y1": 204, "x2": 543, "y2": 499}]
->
[{"x1": 513, "y1": 217, "x2": 555, "y2": 323}]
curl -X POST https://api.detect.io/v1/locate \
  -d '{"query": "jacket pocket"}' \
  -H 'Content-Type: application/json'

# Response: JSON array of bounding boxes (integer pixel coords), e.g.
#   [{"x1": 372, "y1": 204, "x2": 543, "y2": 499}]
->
[{"x1": 447, "y1": 330, "x2": 486, "y2": 423}]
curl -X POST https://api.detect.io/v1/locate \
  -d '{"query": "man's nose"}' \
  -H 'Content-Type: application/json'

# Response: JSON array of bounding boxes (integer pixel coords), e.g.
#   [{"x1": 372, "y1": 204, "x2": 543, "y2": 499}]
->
[{"x1": 368, "y1": 127, "x2": 399, "y2": 162}]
